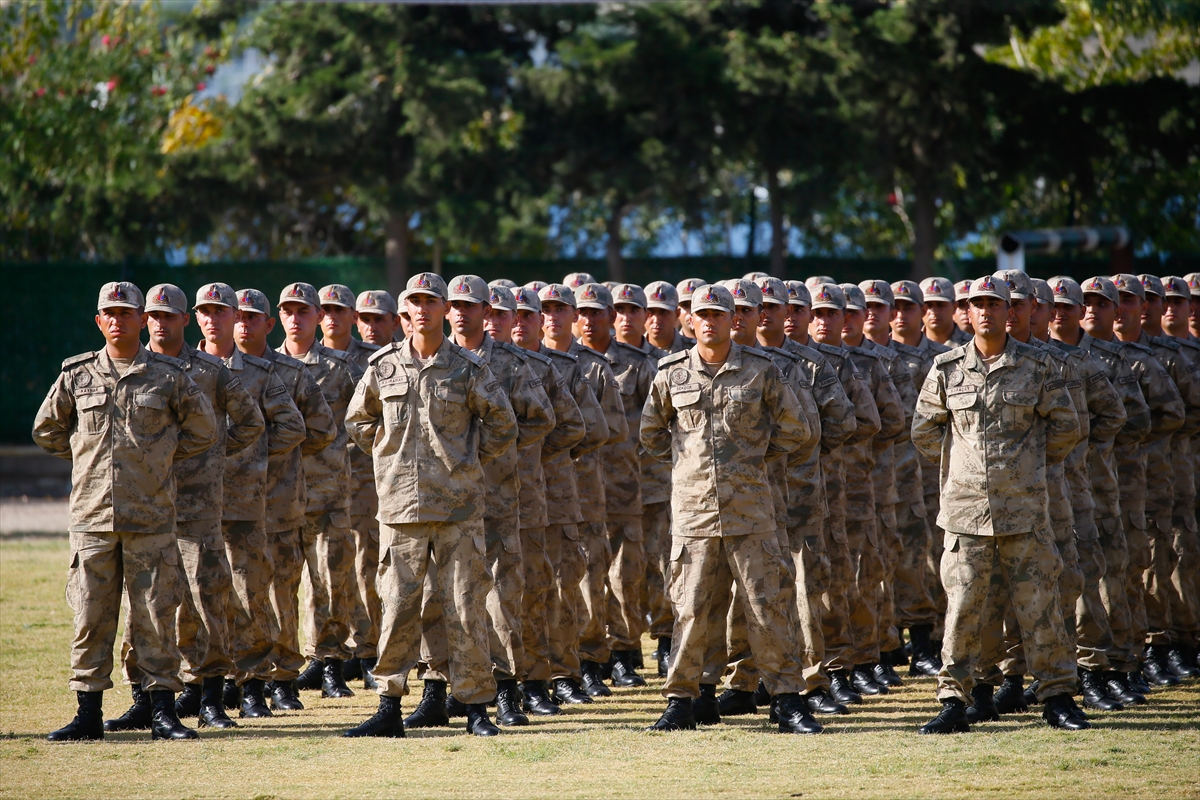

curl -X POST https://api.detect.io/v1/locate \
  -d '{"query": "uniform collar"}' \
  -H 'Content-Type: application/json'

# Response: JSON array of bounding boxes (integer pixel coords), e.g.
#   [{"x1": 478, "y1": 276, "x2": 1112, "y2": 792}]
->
[
  {"x1": 278, "y1": 339, "x2": 323, "y2": 365},
  {"x1": 99, "y1": 344, "x2": 151, "y2": 378},
  {"x1": 963, "y1": 334, "x2": 1019, "y2": 374},
  {"x1": 687, "y1": 342, "x2": 744, "y2": 378},
  {"x1": 400, "y1": 335, "x2": 455, "y2": 370}
]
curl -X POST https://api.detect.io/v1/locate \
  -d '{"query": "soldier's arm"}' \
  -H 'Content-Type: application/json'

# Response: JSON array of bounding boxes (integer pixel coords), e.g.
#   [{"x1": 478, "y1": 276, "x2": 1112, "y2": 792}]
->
[
  {"x1": 889, "y1": 359, "x2": 917, "y2": 445},
  {"x1": 570, "y1": 377, "x2": 609, "y2": 459},
  {"x1": 1170, "y1": 351, "x2": 1200, "y2": 439},
  {"x1": 470, "y1": 364, "x2": 519, "y2": 465},
  {"x1": 1081, "y1": 361, "x2": 1126, "y2": 446},
  {"x1": 541, "y1": 363, "x2": 586, "y2": 460},
  {"x1": 172, "y1": 371, "x2": 219, "y2": 461},
  {"x1": 638, "y1": 372, "x2": 674, "y2": 462},
  {"x1": 511, "y1": 361, "x2": 557, "y2": 450},
  {"x1": 31, "y1": 374, "x2": 76, "y2": 460},
  {"x1": 872, "y1": 369, "x2": 906, "y2": 452},
  {"x1": 1112, "y1": 359, "x2": 1152, "y2": 446},
  {"x1": 911, "y1": 369, "x2": 948, "y2": 463},
  {"x1": 1138, "y1": 355, "x2": 1185, "y2": 443},
  {"x1": 261, "y1": 371, "x2": 307, "y2": 457},
  {"x1": 842, "y1": 368, "x2": 881, "y2": 446},
  {"x1": 1039, "y1": 365, "x2": 1082, "y2": 465},
  {"x1": 814, "y1": 360, "x2": 857, "y2": 454},
  {"x1": 765, "y1": 366, "x2": 810, "y2": 462},
  {"x1": 789, "y1": 368, "x2": 822, "y2": 455},
  {"x1": 597, "y1": 363, "x2": 630, "y2": 445},
  {"x1": 345, "y1": 367, "x2": 383, "y2": 455},
  {"x1": 297, "y1": 369, "x2": 337, "y2": 456},
  {"x1": 218, "y1": 366, "x2": 265, "y2": 457}
]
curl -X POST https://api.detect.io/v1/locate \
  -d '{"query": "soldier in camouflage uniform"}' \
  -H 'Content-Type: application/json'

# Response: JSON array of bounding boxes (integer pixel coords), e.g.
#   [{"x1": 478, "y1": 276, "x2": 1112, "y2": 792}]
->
[
  {"x1": 343, "y1": 272, "x2": 518, "y2": 738},
  {"x1": 232, "y1": 288, "x2": 337, "y2": 712},
  {"x1": 34, "y1": 281, "x2": 218, "y2": 742},
  {"x1": 640, "y1": 283, "x2": 821, "y2": 734},
  {"x1": 912, "y1": 275, "x2": 1084, "y2": 734},
  {"x1": 952, "y1": 279, "x2": 976, "y2": 344},
  {"x1": 675, "y1": 278, "x2": 707, "y2": 341}
]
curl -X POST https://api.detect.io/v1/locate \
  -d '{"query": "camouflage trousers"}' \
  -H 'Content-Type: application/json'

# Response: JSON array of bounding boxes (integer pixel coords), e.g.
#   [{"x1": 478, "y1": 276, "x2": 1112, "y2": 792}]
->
[
  {"x1": 376, "y1": 520, "x2": 496, "y2": 705},
  {"x1": 577, "y1": 520, "x2": 613, "y2": 664},
  {"x1": 926, "y1": 491, "x2": 947, "y2": 640},
  {"x1": 937, "y1": 529, "x2": 1075, "y2": 704},
  {"x1": 820, "y1": 514, "x2": 857, "y2": 675},
  {"x1": 664, "y1": 530, "x2": 806, "y2": 699},
  {"x1": 642, "y1": 502, "x2": 674, "y2": 641},
  {"x1": 346, "y1": 515, "x2": 381, "y2": 660},
  {"x1": 518, "y1": 526, "x2": 553, "y2": 682},
  {"x1": 606, "y1": 516, "x2": 646, "y2": 653},
  {"x1": 300, "y1": 510, "x2": 354, "y2": 662},
  {"x1": 1074, "y1": 517, "x2": 1114, "y2": 672},
  {"x1": 122, "y1": 520, "x2": 231, "y2": 687},
  {"x1": 266, "y1": 528, "x2": 305, "y2": 682},
  {"x1": 1098, "y1": 516, "x2": 1139, "y2": 672},
  {"x1": 1122, "y1": 508, "x2": 1151, "y2": 660},
  {"x1": 895, "y1": 502, "x2": 939, "y2": 630},
  {"x1": 1146, "y1": 512, "x2": 1200, "y2": 647},
  {"x1": 223, "y1": 519, "x2": 276, "y2": 682},
  {"x1": 875, "y1": 504, "x2": 903, "y2": 654},
  {"x1": 546, "y1": 523, "x2": 586, "y2": 681},
  {"x1": 67, "y1": 531, "x2": 183, "y2": 693},
  {"x1": 844, "y1": 516, "x2": 884, "y2": 666},
  {"x1": 1169, "y1": 512, "x2": 1200, "y2": 647}
]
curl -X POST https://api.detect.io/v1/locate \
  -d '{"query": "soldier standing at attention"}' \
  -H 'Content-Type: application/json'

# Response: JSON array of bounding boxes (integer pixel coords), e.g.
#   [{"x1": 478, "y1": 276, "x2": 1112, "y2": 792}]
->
[
  {"x1": 356, "y1": 290, "x2": 401, "y2": 346},
  {"x1": 918, "y1": 277, "x2": 960, "y2": 348},
  {"x1": 952, "y1": 279, "x2": 976, "y2": 344},
  {"x1": 342, "y1": 272, "x2": 517, "y2": 738},
  {"x1": 912, "y1": 275, "x2": 1082, "y2": 734},
  {"x1": 675, "y1": 278, "x2": 706, "y2": 341},
  {"x1": 645, "y1": 281, "x2": 696, "y2": 355},
  {"x1": 34, "y1": 282, "x2": 218, "y2": 742}
]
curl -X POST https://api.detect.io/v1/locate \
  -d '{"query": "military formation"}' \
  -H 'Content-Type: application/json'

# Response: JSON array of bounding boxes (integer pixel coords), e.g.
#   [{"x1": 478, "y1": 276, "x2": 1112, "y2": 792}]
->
[{"x1": 31, "y1": 266, "x2": 1200, "y2": 740}]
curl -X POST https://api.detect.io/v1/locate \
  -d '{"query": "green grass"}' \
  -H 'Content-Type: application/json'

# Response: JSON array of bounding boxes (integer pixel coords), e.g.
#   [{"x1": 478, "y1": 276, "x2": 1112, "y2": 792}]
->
[{"x1": 2, "y1": 536, "x2": 1199, "y2": 799}]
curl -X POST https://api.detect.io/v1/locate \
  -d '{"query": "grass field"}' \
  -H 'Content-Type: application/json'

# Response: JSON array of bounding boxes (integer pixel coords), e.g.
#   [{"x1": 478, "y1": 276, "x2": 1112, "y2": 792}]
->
[{"x1": 2, "y1": 535, "x2": 1199, "y2": 799}]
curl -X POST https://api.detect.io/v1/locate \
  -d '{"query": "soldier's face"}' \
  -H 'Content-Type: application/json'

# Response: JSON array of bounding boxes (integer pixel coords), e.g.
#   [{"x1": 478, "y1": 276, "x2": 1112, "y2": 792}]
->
[
  {"x1": 356, "y1": 311, "x2": 396, "y2": 345},
  {"x1": 1113, "y1": 292, "x2": 1146, "y2": 336},
  {"x1": 922, "y1": 300, "x2": 954, "y2": 332},
  {"x1": 954, "y1": 299, "x2": 974, "y2": 332},
  {"x1": 757, "y1": 302, "x2": 788, "y2": 340},
  {"x1": 147, "y1": 310, "x2": 188, "y2": 350},
  {"x1": 864, "y1": 301, "x2": 895, "y2": 339},
  {"x1": 1082, "y1": 294, "x2": 1116, "y2": 337},
  {"x1": 195, "y1": 303, "x2": 235, "y2": 346},
  {"x1": 968, "y1": 297, "x2": 1007, "y2": 336},
  {"x1": 279, "y1": 302, "x2": 322, "y2": 344},
  {"x1": 614, "y1": 303, "x2": 647, "y2": 341},
  {"x1": 892, "y1": 299, "x2": 922, "y2": 337},
  {"x1": 678, "y1": 302, "x2": 693, "y2": 335},
  {"x1": 512, "y1": 309, "x2": 544, "y2": 348},
  {"x1": 1141, "y1": 293, "x2": 1164, "y2": 328},
  {"x1": 693, "y1": 308, "x2": 732, "y2": 346},
  {"x1": 1191, "y1": 296, "x2": 1200, "y2": 330},
  {"x1": 96, "y1": 306, "x2": 146, "y2": 349},
  {"x1": 1005, "y1": 296, "x2": 1032, "y2": 338},
  {"x1": 448, "y1": 299, "x2": 488, "y2": 339},
  {"x1": 541, "y1": 301, "x2": 576, "y2": 340},
  {"x1": 1162, "y1": 296, "x2": 1190, "y2": 337},
  {"x1": 786, "y1": 304, "x2": 810, "y2": 340},
  {"x1": 810, "y1": 307, "x2": 843, "y2": 345},
  {"x1": 406, "y1": 294, "x2": 448, "y2": 336},
  {"x1": 841, "y1": 308, "x2": 866, "y2": 341},
  {"x1": 645, "y1": 308, "x2": 676, "y2": 341},
  {"x1": 235, "y1": 310, "x2": 274, "y2": 351},
  {"x1": 1050, "y1": 302, "x2": 1083, "y2": 339},
  {"x1": 398, "y1": 312, "x2": 414, "y2": 339},
  {"x1": 485, "y1": 307, "x2": 514, "y2": 343},
  {"x1": 577, "y1": 307, "x2": 612, "y2": 340},
  {"x1": 731, "y1": 304, "x2": 761, "y2": 345},
  {"x1": 320, "y1": 304, "x2": 356, "y2": 341},
  {"x1": 1029, "y1": 299, "x2": 1052, "y2": 335}
]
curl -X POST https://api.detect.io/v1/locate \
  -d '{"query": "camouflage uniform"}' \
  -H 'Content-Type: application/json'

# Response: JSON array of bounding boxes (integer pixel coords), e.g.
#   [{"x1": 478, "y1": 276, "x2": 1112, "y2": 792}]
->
[
  {"x1": 33, "y1": 341, "x2": 218, "y2": 693},
  {"x1": 346, "y1": 337, "x2": 517, "y2": 704},
  {"x1": 1168, "y1": 330, "x2": 1200, "y2": 649}
]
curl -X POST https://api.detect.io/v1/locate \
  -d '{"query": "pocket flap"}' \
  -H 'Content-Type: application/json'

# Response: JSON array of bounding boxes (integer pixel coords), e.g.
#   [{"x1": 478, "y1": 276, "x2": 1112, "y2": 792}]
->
[
  {"x1": 729, "y1": 387, "x2": 760, "y2": 403},
  {"x1": 380, "y1": 377, "x2": 409, "y2": 400},
  {"x1": 434, "y1": 384, "x2": 465, "y2": 403},
  {"x1": 672, "y1": 389, "x2": 702, "y2": 408},
  {"x1": 77, "y1": 392, "x2": 108, "y2": 410},
  {"x1": 1002, "y1": 390, "x2": 1037, "y2": 406},
  {"x1": 134, "y1": 392, "x2": 167, "y2": 410},
  {"x1": 947, "y1": 392, "x2": 977, "y2": 410}
]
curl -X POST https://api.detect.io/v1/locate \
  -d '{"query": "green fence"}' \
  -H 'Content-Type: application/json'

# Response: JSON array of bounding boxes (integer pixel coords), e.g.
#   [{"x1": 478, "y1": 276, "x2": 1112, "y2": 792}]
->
[{"x1": 4, "y1": 253, "x2": 1197, "y2": 443}]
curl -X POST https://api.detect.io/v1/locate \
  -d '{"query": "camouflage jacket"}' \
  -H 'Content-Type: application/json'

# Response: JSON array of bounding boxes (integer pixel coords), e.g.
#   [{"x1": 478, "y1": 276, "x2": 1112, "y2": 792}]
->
[
  {"x1": 893, "y1": 335, "x2": 950, "y2": 503},
  {"x1": 338, "y1": 339, "x2": 382, "y2": 519},
  {"x1": 601, "y1": 339, "x2": 656, "y2": 517},
  {"x1": 641, "y1": 344, "x2": 810, "y2": 537},
  {"x1": 542, "y1": 345, "x2": 607, "y2": 526},
  {"x1": 638, "y1": 340, "x2": 672, "y2": 506},
  {"x1": 861, "y1": 338, "x2": 917, "y2": 513},
  {"x1": 844, "y1": 344, "x2": 905, "y2": 521},
  {"x1": 32, "y1": 346, "x2": 218, "y2": 533},
  {"x1": 570, "y1": 340, "x2": 628, "y2": 522},
  {"x1": 277, "y1": 341, "x2": 362, "y2": 514},
  {"x1": 346, "y1": 337, "x2": 518, "y2": 523},
  {"x1": 1025, "y1": 337, "x2": 1086, "y2": 533},
  {"x1": 515, "y1": 346, "x2": 586, "y2": 530},
  {"x1": 950, "y1": 327, "x2": 973, "y2": 346},
  {"x1": 1175, "y1": 334, "x2": 1200, "y2": 510},
  {"x1": 913, "y1": 336, "x2": 1080, "y2": 537},
  {"x1": 762, "y1": 345, "x2": 818, "y2": 530},
  {"x1": 1139, "y1": 331, "x2": 1200, "y2": 525}
]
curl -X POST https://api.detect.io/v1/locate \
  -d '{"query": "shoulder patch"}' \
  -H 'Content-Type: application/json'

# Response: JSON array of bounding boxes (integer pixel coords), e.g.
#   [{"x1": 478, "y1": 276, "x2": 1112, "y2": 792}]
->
[
  {"x1": 367, "y1": 342, "x2": 398, "y2": 364},
  {"x1": 225, "y1": 376, "x2": 243, "y2": 392},
  {"x1": 1087, "y1": 371, "x2": 1108, "y2": 386},
  {"x1": 498, "y1": 341, "x2": 530, "y2": 362},
  {"x1": 267, "y1": 384, "x2": 288, "y2": 398},
  {"x1": 657, "y1": 350, "x2": 689, "y2": 368},
  {"x1": 1046, "y1": 379, "x2": 1066, "y2": 391},
  {"x1": 62, "y1": 351, "x2": 98, "y2": 370}
]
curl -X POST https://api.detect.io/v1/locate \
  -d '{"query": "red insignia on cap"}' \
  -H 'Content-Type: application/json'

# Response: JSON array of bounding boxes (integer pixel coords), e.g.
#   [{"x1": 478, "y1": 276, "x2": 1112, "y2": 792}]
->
[
  {"x1": 760, "y1": 282, "x2": 775, "y2": 296},
  {"x1": 547, "y1": 287, "x2": 560, "y2": 299},
  {"x1": 417, "y1": 274, "x2": 431, "y2": 288},
  {"x1": 1005, "y1": 279, "x2": 1017, "y2": 291},
  {"x1": 325, "y1": 289, "x2": 337, "y2": 300},
  {"x1": 927, "y1": 282, "x2": 941, "y2": 295},
  {"x1": 288, "y1": 284, "x2": 303, "y2": 297},
  {"x1": 1141, "y1": 277, "x2": 1152, "y2": 287},
  {"x1": 155, "y1": 288, "x2": 170, "y2": 304},
  {"x1": 363, "y1": 294, "x2": 376, "y2": 306},
  {"x1": 817, "y1": 290, "x2": 830, "y2": 302},
  {"x1": 490, "y1": 291, "x2": 501, "y2": 304},
  {"x1": 652, "y1": 288, "x2": 664, "y2": 300},
  {"x1": 981, "y1": 277, "x2": 995, "y2": 290},
  {"x1": 1054, "y1": 283, "x2": 1067, "y2": 295},
  {"x1": 207, "y1": 286, "x2": 222, "y2": 301},
  {"x1": 897, "y1": 285, "x2": 910, "y2": 295},
  {"x1": 734, "y1": 285, "x2": 746, "y2": 298},
  {"x1": 622, "y1": 286, "x2": 633, "y2": 299},
  {"x1": 112, "y1": 285, "x2": 126, "y2": 301},
  {"x1": 456, "y1": 280, "x2": 470, "y2": 293},
  {"x1": 1089, "y1": 279, "x2": 1102, "y2": 290},
  {"x1": 866, "y1": 285, "x2": 880, "y2": 296},
  {"x1": 582, "y1": 287, "x2": 595, "y2": 299}
]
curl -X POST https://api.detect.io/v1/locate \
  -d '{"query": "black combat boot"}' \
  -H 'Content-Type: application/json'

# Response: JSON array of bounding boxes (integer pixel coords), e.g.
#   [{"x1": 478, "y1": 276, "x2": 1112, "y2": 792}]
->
[
  {"x1": 360, "y1": 656, "x2": 379, "y2": 691},
  {"x1": 174, "y1": 682, "x2": 202, "y2": 718},
  {"x1": 1079, "y1": 669, "x2": 1123, "y2": 711},
  {"x1": 551, "y1": 677, "x2": 593, "y2": 705},
  {"x1": 693, "y1": 684, "x2": 722, "y2": 725},
  {"x1": 295, "y1": 658, "x2": 324, "y2": 691},
  {"x1": 754, "y1": 679, "x2": 771, "y2": 707},
  {"x1": 647, "y1": 698, "x2": 696, "y2": 731},
  {"x1": 521, "y1": 680, "x2": 563, "y2": 716},
  {"x1": 850, "y1": 665, "x2": 887, "y2": 695},
  {"x1": 104, "y1": 685, "x2": 152, "y2": 732},
  {"x1": 343, "y1": 696, "x2": 405, "y2": 738},
  {"x1": 656, "y1": 637, "x2": 672, "y2": 678},
  {"x1": 495, "y1": 680, "x2": 530, "y2": 726},
  {"x1": 321, "y1": 659, "x2": 355, "y2": 698},
  {"x1": 1126, "y1": 669, "x2": 1152, "y2": 696},
  {"x1": 150, "y1": 691, "x2": 199, "y2": 740},
  {"x1": 1023, "y1": 679, "x2": 1041, "y2": 706},
  {"x1": 1104, "y1": 672, "x2": 1146, "y2": 706},
  {"x1": 993, "y1": 675, "x2": 1029, "y2": 714},
  {"x1": 240, "y1": 678, "x2": 273, "y2": 718},
  {"x1": 49, "y1": 691, "x2": 104, "y2": 742},
  {"x1": 270, "y1": 679, "x2": 305, "y2": 712},
  {"x1": 908, "y1": 624, "x2": 942, "y2": 677},
  {"x1": 716, "y1": 688, "x2": 757, "y2": 716},
  {"x1": 1043, "y1": 694, "x2": 1090, "y2": 730},
  {"x1": 805, "y1": 689, "x2": 849, "y2": 716},
  {"x1": 198, "y1": 676, "x2": 238, "y2": 728},
  {"x1": 580, "y1": 660, "x2": 613, "y2": 697},
  {"x1": 632, "y1": 648, "x2": 645, "y2": 670},
  {"x1": 873, "y1": 661, "x2": 903, "y2": 687},
  {"x1": 1166, "y1": 646, "x2": 1198, "y2": 679},
  {"x1": 918, "y1": 698, "x2": 969, "y2": 734},
  {"x1": 774, "y1": 693, "x2": 823, "y2": 734},
  {"x1": 965, "y1": 683, "x2": 1000, "y2": 724},
  {"x1": 222, "y1": 677, "x2": 242, "y2": 710},
  {"x1": 342, "y1": 657, "x2": 363, "y2": 681},
  {"x1": 1143, "y1": 646, "x2": 1180, "y2": 686},
  {"x1": 610, "y1": 650, "x2": 647, "y2": 687},
  {"x1": 445, "y1": 694, "x2": 468, "y2": 718},
  {"x1": 403, "y1": 680, "x2": 450, "y2": 728},
  {"x1": 829, "y1": 671, "x2": 863, "y2": 705},
  {"x1": 465, "y1": 704, "x2": 501, "y2": 736}
]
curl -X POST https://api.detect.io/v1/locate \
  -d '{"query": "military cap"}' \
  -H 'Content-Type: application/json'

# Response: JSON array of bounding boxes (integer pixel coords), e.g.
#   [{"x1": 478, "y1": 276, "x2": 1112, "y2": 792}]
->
[
  {"x1": 840, "y1": 283, "x2": 867, "y2": 311},
  {"x1": 1047, "y1": 276, "x2": 1084, "y2": 306},
  {"x1": 994, "y1": 269, "x2": 1033, "y2": 299},
  {"x1": 145, "y1": 283, "x2": 188, "y2": 314},
  {"x1": 488, "y1": 284, "x2": 517, "y2": 312},
  {"x1": 356, "y1": 289, "x2": 397, "y2": 315},
  {"x1": 513, "y1": 286, "x2": 541, "y2": 313},
  {"x1": 447, "y1": 275, "x2": 490, "y2": 304},
  {"x1": 806, "y1": 275, "x2": 836, "y2": 289},
  {"x1": 690, "y1": 284, "x2": 735, "y2": 314},
  {"x1": 968, "y1": 275, "x2": 1010, "y2": 302},
  {"x1": 402, "y1": 272, "x2": 448, "y2": 301},
  {"x1": 1081, "y1": 276, "x2": 1119, "y2": 304},
  {"x1": 1138, "y1": 274, "x2": 1164, "y2": 298},
  {"x1": 720, "y1": 278, "x2": 763, "y2": 308},
  {"x1": 237, "y1": 288, "x2": 270, "y2": 314},
  {"x1": 564, "y1": 272, "x2": 598, "y2": 289},
  {"x1": 1110, "y1": 273, "x2": 1144, "y2": 299},
  {"x1": 920, "y1": 277, "x2": 954, "y2": 303},
  {"x1": 645, "y1": 280, "x2": 679, "y2": 311},
  {"x1": 539, "y1": 283, "x2": 576, "y2": 308},
  {"x1": 891, "y1": 280, "x2": 923, "y2": 306},
  {"x1": 1030, "y1": 278, "x2": 1054, "y2": 306},
  {"x1": 193, "y1": 282, "x2": 237, "y2": 311},
  {"x1": 318, "y1": 284, "x2": 355, "y2": 310},
  {"x1": 612, "y1": 283, "x2": 647, "y2": 309},
  {"x1": 756, "y1": 276, "x2": 788, "y2": 306},
  {"x1": 603, "y1": 281, "x2": 621, "y2": 293},
  {"x1": 676, "y1": 278, "x2": 706, "y2": 302},
  {"x1": 575, "y1": 282, "x2": 613, "y2": 310},
  {"x1": 1162, "y1": 276, "x2": 1190, "y2": 299},
  {"x1": 810, "y1": 283, "x2": 846, "y2": 311},
  {"x1": 742, "y1": 271, "x2": 770, "y2": 281},
  {"x1": 860, "y1": 279, "x2": 894, "y2": 306},
  {"x1": 954, "y1": 279, "x2": 974, "y2": 302},
  {"x1": 524, "y1": 280, "x2": 548, "y2": 293},
  {"x1": 98, "y1": 281, "x2": 143, "y2": 311},
  {"x1": 785, "y1": 280, "x2": 812, "y2": 307},
  {"x1": 279, "y1": 282, "x2": 320, "y2": 308},
  {"x1": 1186, "y1": 273, "x2": 1200, "y2": 297},
  {"x1": 489, "y1": 278, "x2": 519, "y2": 290}
]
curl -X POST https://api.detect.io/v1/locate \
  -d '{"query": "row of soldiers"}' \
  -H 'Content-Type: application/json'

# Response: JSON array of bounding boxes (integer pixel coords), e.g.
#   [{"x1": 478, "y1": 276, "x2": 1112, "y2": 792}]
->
[{"x1": 31, "y1": 265, "x2": 1200, "y2": 740}]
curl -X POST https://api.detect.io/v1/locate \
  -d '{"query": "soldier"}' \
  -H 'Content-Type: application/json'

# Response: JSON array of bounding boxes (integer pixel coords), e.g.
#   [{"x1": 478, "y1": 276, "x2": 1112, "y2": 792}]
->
[
  {"x1": 912, "y1": 275, "x2": 1083, "y2": 733},
  {"x1": 34, "y1": 281, "x2": 218, "y2": 742},
  {"x1": 918, "y1": 277, "x2": 961, "y2": 348},
  {"x1": 676, "y1": 278, "x2": 706, "y2": 341},
  {"x1": 641, "y1": 283, "x2": 820, "y2": 734},
  {"x1": 1187, "y1": 273, "x2": 1200, "y2": 338},
  {"x1": 356, "y1": 290, "x2": 401, "y2": 346},
  {"x1": 952, "y1": 279, "x2": 975, "y2": 343},
  {"x1": 645, "y1": 280, "x2": 695, "y2": 354},
  {"x1": 342, "y1": 272, "x2": 518, "y2": 738}
]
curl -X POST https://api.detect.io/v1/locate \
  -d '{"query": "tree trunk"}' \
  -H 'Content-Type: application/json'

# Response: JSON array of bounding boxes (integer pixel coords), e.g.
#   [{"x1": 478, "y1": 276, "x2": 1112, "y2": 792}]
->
[
  {"x1": 746, "y1": 185, "x2": 757, "y2": 260},
  {"x1": 432, "y1": 238, "x2": 443, "y2": 275},
  {"x1": 767, "y1": 170, "x2": 785, "y2": 276},
  {"x1": 606, "y1": 202, "x2": 626, "y2": 283},
  {"x1": 911, "y1": 179, "x2": 936, "y2": 281},
  {"x1": 385, "y1": 209, "x2": 410, "y2": 298}
]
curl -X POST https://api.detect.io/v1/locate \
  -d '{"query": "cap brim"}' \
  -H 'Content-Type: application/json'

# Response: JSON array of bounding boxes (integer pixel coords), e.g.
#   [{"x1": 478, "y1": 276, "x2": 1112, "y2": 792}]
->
[
  {"x1": 401, "y1": 288, "x2": 444, "y2": 301},
  {"x1": 968, "y1": 290, "x2": 1008, "y2": 302},
  {"x1": 646, "y1": 301, "x2": 676, "y2": 311},
  {"x1": 192, "y1": 301, "x2": 233, "y2": 310},
  {"x1": 576, "y1": 301, "x2": 609, "y2": 310},
  {"x1": 320, "y1": 301, "x2": 355, "y2": 310},
  {"x1": 810, "y1": 302, "x2": 843, "y2": 311},
  {"x1": 515, "y1": 303, "x2": 540, "y2": 312},
  {"x1": 761, "y1": 297, "x2": 786, "y2": 306},
  {"x1": 99, "y1": 301, "x2": 141, "y2": 310},
  {"x1": 844, "y1": 303, "x2": 866, "y2": 311},
  {"x1": 238, "y1": 306, "x2": 267, "y2": 314},
  {"x1": 690, "y1": 302, "x2": 731, "y2": 314},
  {"x1": 446, "y1": 293, "x2": 486, "y2": 304},
  {"x1": 146, "y1": 304, "x2": 186, "y2": 314},
  {"x1": 923, "y1": 296, "x2": 952, "y2": 303}
]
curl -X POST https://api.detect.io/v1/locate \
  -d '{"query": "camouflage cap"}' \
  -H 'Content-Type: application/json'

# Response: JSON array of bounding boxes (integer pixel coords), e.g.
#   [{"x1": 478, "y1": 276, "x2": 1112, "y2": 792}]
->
[
  {"x1": 279, "y1": 282, "x2": 320, "y2": 308},
  {"x1": 602, "y1": 281, "x2": 621, "y2": 293},
  {"x1": 318, "y1": 284, "x2": 356, "y2": 310},
  {"x1": 489, "y1": 278, "x2": 519, "y2": 290},
  {"x1": 756, "y1": 276, "x2": 788, "y2": 306},
  {"x1": 488, "y1": 284, "x2": 517, "y2": 312},
  {"x1": 612, "y1": 283, "x2": 647, "y2": 309},
  {"x1": 860, "y1": 279, "x2": 894, "y2": 306},
  {"x1": 742, "y1": 271, "x2": 770, "y2": 281},
  {"x1": 810, "y1": 283, "x2": 846, "y2": 311},
  {"x1": 447, "y1": 275, "x2": 490, "y2": 304},
  {"x1": 193, "y1": 282, "x2": 237, "y2": 311},
  {"x1": 1030, "y1": 278, "x2": 1054, "y2": 306},
  {"x1": 402, "y1": 272, "x2": 448, "y2": 301},
  {"x1": 538, "y1": 283, "x2": 576, "y2": 308},
  {"x1": 968, "y1": 275, "x2": 1010, "y2": 302},
  {"x1": 891, "y1": 280, "x2": 923, "y2": 306},
  {"x1": 919, "y1": 276, "x2": 954, "y2": 303},
  {"x1": 785, "y1": 280, "x2": 811, "y2": 307},
  {"x1": 644, "y1": 280, "x2": 678, "y2": 311},
  {"x1": 145, "y1": 283, "x2": 188, "y2": 314},
  {"x1": 575, "y1": 282, "x2": 613, "y2": 310},
  {"x1": 512, "y1": 286, "x2": 542, "y2": 313},
  {"x1": 1111, "y1": 273, "x2": 1145, "y2": 300},
  {"x1": 1186, "y1": 273, "x2": 1200, "y2": 297},
  {"x1": 1081, "y1": 276, "x2": 1119, "y2": 304},
  {"x1": 1137, "y1": 274, "x2": 1164, "y2": 298},
  {"x1": 237, "y1": 288, "x2": 271, "y2": 315},
  {"x1": 98, "y1": 281, "x2": 144, "y2": 311},
  {"x1": 356, "y1": 289, "x2": 397, "y2": 316},
  {"x1": 676, "y1": 277, "x2": 707, "y2": 303},
  {"x1": 994, "y1": 269, "x2": 1033, "y2": 299},
  {"x1": 564, "y1": 272, "x2": 598, "y2": 289},
  {"x1": 524, "y1": 280, "x2": 548, "y2": 293},
  {"x1": 690, "y1": 284, "x2": 735, "y2": 314},
  {"x1": 839, "y1": 283, "x2": 867, "y2": 311},
  {"x1": 806, "y1": 275, "x2": 836, "y2": 289},
  {"x1": 954, "y1": 279, "x2": 974, "y2": 302},
  {"x1": 1047, "y1": 276, "x2": 1085, "y2": 306},
  {"x1": 1162, "y1": 276, "x2": 1190, "y2": 299},
  {"x1": 719, "y1": 278, "x2": 763, "y2": 308}
]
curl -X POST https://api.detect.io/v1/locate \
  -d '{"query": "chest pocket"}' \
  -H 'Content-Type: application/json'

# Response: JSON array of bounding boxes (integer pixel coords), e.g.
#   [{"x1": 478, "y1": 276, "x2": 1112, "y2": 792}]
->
[
  {"x1": 380, "y1": 377, "x2": 410, "y2": 426},
  {"x1": 76, "y1": 391, "x2": 110, "y2": 435},
  {"x1": 1002, "y1": 390, "x2": 1038, "y2": 430},
  {"x1": 946, "y1": 388, "x2": 980, "y2": 432},
  {"x1": 671, "y1": 387, "x2": 705, "y2": 432},
  {"x1": 724, "y1": 385, "x2": 764, "y2": 438},
  {"x1": 431, "y1": 380, "x2": 468, "y2": 433},
  {"x1": 131, "y1": 391, "x2": 171, "y2": 438}
]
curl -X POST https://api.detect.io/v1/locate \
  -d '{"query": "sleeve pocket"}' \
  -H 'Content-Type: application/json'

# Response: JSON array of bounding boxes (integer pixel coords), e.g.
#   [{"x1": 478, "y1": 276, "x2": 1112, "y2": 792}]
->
[{"x1": 134, "y1": 392, "x2": 167, "y2": 409}]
